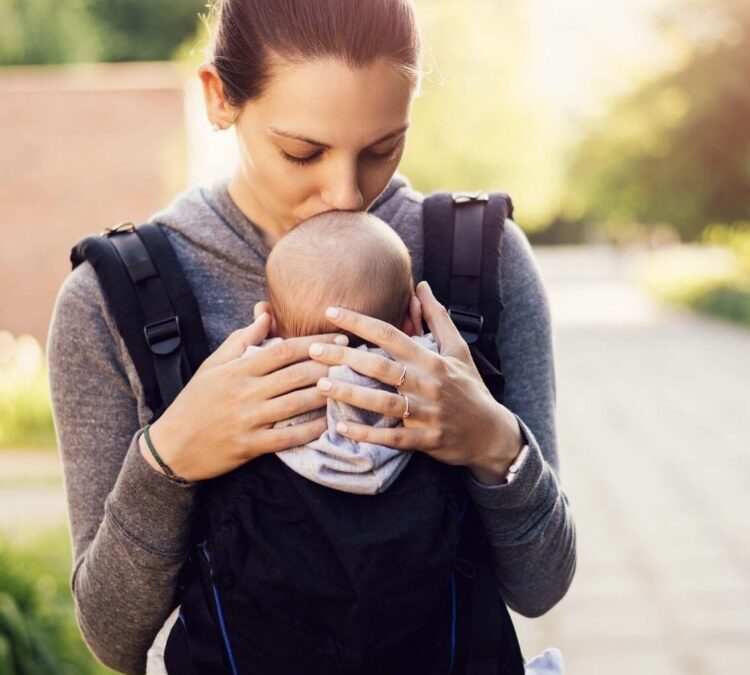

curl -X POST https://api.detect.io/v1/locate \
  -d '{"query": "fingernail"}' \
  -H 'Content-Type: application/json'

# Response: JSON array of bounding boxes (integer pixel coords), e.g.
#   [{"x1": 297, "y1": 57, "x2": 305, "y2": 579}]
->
[
  {"x1": 336, "y1": 422, "x2": 348, "y2": 434},
  {"x1": 334, "y1": 334, "x2": 349, "y2": 345},
  {"x1": 309, "y1": 343, "x2": 323, "y2": 356},
  {"x1": 318, "y1": 378, "x2": 332, "y2": 391},
  {"x1": 326, "y1": 306, "x2": 340, "y2": 319}
]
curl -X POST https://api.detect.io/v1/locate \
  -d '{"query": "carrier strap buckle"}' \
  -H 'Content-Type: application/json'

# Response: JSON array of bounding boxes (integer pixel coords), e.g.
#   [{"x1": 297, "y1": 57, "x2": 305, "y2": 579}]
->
[
  {"x1": 452, "y1": 191, "x2": 489, "y2": 205},
  {"x1": 448, "y1": 308, "x2": 484, "y2": 344},
  {"x1": 144, "y1": 316, "x2": 181, "y2": 356},
  {"x1": 103, "y1": 222, "x2": 136, "y2": 236}
]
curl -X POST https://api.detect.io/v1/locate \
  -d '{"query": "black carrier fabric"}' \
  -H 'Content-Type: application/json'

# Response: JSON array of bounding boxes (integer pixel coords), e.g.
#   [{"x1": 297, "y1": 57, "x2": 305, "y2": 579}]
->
[
  {"x1": 173, "y1": 451, "x2": 470, "y2": 675},
  {"x1": 70, "y1": 193, "x2": 524, "y2": 675}
]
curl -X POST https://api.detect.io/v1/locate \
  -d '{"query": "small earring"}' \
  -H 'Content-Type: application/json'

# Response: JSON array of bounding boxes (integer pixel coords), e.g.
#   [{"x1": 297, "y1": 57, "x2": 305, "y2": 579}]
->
[{"x1": 211, "y1": 123, "x2": 222, "y2": 132}]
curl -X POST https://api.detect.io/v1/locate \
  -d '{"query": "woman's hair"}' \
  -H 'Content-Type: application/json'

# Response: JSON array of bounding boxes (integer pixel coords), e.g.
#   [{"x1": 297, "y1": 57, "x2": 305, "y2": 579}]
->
[{"x1": 207, "y1": 0, "x2": 421, "y2": 106}]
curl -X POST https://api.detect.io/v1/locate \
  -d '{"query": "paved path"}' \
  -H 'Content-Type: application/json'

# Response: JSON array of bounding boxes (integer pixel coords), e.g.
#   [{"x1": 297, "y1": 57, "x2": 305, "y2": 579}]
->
[
  {"x1": 2, "y1": 245, "x2": 748, "y2": 673},
  {"x1": 513, "y1": 245, "x2": 750, "y2": 674}
]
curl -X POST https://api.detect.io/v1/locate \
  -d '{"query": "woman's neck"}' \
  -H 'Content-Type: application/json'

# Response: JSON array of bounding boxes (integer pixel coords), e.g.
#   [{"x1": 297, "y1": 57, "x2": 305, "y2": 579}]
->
[{"x1": 227, "y1": 170, "x2": 282, "y2": 248}]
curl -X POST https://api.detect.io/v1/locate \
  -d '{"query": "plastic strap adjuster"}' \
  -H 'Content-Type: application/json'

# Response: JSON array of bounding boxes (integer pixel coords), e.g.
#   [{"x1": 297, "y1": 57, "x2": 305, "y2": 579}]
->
[
  {"x1": 144, "y1": 316, "x2": 181, "y2": 355},
  {"x1": 448, "y1": 308, "x2": 484, "y2": 344},
  {"x1": 452, "y1": 191, "x2": 489, "y2": 205}
]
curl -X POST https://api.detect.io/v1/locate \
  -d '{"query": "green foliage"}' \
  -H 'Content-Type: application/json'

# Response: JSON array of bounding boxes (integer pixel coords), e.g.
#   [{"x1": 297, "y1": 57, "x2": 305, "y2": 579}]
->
[
  {"x1": 0, "y1": 593, "x2": 58, "y2": 675},
  {"x1": 0, "y1": 0, "x2": 205, "y2": 65},
  {"x1": 85, "y1": 0, "x2": 207, "y2": 62},
  {"x1": 702, "y1": 221, "x2": 750, "y2": 275},
  {"x1": 638, "y1": 223, "x2": 750, "y2": 328},
  {"x1": 689, "y1": 282, "x2": 750, "y2": 325},
  {"x1": 0, "y1": 529, "x2": 113, "y2": 674},
  {"x1": 0, "y1": 0, "x2": 100, "y2": 65},
  {"x1": 0, "y1": 333, "x2": 55, "y2": 450},
  {"x1": 566, "y1": 0, "x2": 750, "y2": 241}
]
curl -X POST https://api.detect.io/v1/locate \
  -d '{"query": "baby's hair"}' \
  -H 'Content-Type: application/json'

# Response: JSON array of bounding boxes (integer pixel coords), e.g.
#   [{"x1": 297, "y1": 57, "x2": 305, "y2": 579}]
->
[{"x1": 266, "y1": 211, "x2": 414, "y2": 340}]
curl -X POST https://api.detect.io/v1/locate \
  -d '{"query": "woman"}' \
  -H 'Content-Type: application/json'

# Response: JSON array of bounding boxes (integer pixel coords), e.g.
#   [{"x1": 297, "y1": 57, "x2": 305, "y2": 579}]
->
[{"x1": 47, "y1": 1, "x2": 576, "y2": 673}]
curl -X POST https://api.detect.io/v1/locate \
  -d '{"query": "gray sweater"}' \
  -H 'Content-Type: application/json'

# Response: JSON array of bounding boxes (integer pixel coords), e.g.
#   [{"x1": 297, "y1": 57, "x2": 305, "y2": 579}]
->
[{"x1": 47, "y1": 174, "x2": 576, "y2": 674}]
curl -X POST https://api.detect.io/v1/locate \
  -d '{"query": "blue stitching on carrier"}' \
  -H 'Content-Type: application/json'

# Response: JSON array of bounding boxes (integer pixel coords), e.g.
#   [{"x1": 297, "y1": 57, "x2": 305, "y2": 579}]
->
[
  {"x1": 199, "y1": 542, "x2": 240, "y2": 675},
  {"x1": 211, "y1": 583, "x2": 240, "y2": 675},
  {"x1": 449, "y1": 571, "x2": 458, "y2": 673}
]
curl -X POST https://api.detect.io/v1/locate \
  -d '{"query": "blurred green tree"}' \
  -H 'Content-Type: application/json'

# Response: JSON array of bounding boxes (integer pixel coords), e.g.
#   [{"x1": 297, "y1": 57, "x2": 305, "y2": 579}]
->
[
  {"x1": 86, "y1": 0, "x2": 206, "y2": 62},
  {"x1": 0, "y1": 0, "x2": 205, "y2": 65},
  {"x1": 565, "y1": 0, "x2": 750, "y2": 241},
  {"x1": 0, "y1": 0, "x2": 99, "y2": 65}
]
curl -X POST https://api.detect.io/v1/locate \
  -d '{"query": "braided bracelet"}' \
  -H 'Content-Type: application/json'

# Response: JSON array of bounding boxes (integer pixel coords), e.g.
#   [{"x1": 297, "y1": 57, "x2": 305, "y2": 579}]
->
[{"x1": 142, "y1": 424, "x2": 189, "y2": 485}]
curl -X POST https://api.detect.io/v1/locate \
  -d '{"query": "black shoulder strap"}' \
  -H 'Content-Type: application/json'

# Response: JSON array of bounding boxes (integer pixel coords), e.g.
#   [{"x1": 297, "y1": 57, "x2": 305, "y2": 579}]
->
[
  {"x1": 71, "y1": 222, "x2": 210, "y2": 422},
  {"x1": 423, "y1": 192, "x2": 525, "y2": 675},
  {"x1": 423, "y1": 191, "x2": 513, "y2": 404}
]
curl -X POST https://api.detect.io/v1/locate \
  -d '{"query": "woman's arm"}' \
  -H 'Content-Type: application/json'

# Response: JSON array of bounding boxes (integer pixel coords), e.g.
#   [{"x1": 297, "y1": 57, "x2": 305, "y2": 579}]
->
[
  {"x1": 461, "y1": 219, "x2": 576, "y2": 617},
  {"x1": 48, "y1": 262, "x2": 343, "y2": 673},
  {"x1": 47, "y1": 263, "x2": 200, "y2": 674}
]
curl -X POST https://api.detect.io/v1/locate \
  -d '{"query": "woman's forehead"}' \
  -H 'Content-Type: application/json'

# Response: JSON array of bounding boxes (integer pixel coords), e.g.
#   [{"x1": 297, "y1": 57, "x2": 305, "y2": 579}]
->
[{"x1": 247, "y1": 57, "x2": 414, "y2": 145}]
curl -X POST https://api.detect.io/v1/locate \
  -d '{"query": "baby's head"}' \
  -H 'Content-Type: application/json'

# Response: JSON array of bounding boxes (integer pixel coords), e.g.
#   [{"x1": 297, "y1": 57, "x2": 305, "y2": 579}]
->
[{"x1": 266, "y1": 211, "x2": 414, "y2": 342}]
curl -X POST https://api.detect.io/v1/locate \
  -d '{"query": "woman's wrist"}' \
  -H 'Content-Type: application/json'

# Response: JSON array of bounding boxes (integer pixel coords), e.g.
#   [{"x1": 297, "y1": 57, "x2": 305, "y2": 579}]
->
[
  {"x1": 467, "y1": 403, "x2": 524, "y2": 486},
  {"x1": 138, "y1": 416, "x2": 191, "y2": 483}
]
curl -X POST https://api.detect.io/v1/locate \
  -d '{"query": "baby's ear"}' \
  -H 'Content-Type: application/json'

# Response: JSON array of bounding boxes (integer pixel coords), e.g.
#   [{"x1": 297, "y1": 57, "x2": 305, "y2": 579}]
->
[
  {"x1": 400, "y1": 313, "x2": 417, "y2": 337},
  {"x1": 400, "y1": 293, "x2": 423, "y2": 337}
]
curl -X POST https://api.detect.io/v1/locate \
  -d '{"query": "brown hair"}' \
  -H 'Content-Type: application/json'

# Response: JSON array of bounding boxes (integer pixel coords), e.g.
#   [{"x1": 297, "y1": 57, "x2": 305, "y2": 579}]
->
[
  {"x1": 207, "y1": 0, "x2": 421, "y2": 106},
  {"x1": 266, "y1": 211, "x2": 414, "y2": 341}
]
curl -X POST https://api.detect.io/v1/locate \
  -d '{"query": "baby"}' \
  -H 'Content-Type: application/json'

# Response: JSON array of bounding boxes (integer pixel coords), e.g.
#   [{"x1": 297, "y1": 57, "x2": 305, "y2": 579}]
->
[
  {"x1": 151, "y1": 211, "x2": 441, "y2": 674},
  {"x1": 244, "y1": 209, "x2": 438, "y2": 494}
]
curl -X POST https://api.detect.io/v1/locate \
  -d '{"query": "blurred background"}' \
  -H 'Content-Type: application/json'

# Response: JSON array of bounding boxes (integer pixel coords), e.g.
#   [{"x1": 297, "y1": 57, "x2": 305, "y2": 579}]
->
[{"x1": 1, "y1": 0, "x2": 748, "y2": 673}]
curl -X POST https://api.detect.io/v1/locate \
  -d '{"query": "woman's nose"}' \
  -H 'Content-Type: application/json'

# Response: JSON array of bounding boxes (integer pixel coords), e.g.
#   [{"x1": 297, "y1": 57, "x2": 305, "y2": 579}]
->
[{"x1": 320, "y1": 164, "x2": 364, "y2": 211}]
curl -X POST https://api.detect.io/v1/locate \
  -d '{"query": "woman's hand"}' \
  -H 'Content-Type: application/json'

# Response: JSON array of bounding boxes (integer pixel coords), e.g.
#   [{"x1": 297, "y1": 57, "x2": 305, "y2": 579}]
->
[
  {"x1": 307, "y1": 281, "x2": 524, "y2": 485},
  {"x1": 139, "y1": 311, "x2": 346, "y2": 482}
]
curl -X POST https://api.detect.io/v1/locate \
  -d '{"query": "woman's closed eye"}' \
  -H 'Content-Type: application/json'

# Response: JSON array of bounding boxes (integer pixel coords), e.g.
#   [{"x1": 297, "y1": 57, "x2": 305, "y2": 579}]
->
[{"x1": 280, "y1": 139, "x2": 404, "y2": 167}]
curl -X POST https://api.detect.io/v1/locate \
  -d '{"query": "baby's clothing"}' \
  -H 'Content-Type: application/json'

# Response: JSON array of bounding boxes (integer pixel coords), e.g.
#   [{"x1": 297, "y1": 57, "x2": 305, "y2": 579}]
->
[{"x1": 243, "y1": 333, "x2": 439, "y2": 494}]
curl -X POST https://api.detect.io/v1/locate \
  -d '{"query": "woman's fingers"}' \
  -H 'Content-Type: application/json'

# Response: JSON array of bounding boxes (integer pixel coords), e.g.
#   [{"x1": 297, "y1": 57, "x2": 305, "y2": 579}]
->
[
  {"x1": 322, "y1": 306, "x2": 435, "y2": 365},
  {"x1": 253, "y1": 301, "x2": 271, "y2": 320},
  {"x1": 262, "y1": 360, "x2": 331, "y2": 399},
  {"x1": 253, "y1": 301, "x2": 279, "y2": 337},
  {"x1": 254, "y1": 387, "x2": 327, "y2": 427},
  {"x1": 333, "y1": 419, "x2": 436, "y2": 452},
  {"x1": 316, "y1": 377, "x2": 421, "y2": 421},
  {"x1": 253, "y1": 415, "x2": 329, "y2": 455},
  {"x1": 415, "y1": 281, "x2": 466, "y2": 358},
  {"x1": 201, "y1": 313, "x2": 272, "y2": 368},
  {"x1": 239, "y1": 332, "x2": 348, "y2": 376},
  {"x1": 308, "y1": 343, "x2": 410, "y2": 388}
]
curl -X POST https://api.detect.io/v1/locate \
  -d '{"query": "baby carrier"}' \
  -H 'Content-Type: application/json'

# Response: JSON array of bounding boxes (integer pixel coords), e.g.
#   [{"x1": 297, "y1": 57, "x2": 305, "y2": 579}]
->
[{"x1": 71, "y1": 191, "x2": 524, "y2": 675}]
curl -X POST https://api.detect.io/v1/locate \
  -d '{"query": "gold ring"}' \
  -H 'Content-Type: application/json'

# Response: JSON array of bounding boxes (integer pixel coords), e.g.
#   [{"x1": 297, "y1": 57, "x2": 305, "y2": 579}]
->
[
  {"x1": 396, "y1": 363, "x2": 407, "y2": 388},
  {"x1": 402, "y1": 394, "x2": 411, "y2": 419}
]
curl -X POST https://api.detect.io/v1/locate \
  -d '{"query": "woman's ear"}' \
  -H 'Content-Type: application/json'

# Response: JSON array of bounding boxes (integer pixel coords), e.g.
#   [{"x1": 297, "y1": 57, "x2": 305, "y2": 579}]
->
[{"x1": 197, "y1": 62, "x2": 237, "y2": 130}]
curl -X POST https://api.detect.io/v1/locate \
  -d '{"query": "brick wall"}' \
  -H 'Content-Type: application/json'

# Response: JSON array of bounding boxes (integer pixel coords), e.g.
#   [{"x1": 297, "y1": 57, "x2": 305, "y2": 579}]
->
[{"x1": 0, "y1": 62, "x2": 188, "y2": 345}]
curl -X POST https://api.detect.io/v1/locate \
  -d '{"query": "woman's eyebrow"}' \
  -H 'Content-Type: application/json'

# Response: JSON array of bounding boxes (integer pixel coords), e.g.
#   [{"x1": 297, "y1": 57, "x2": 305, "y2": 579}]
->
[{"x1": 267, "y1": 124, "x2": 409, "y2": 149}]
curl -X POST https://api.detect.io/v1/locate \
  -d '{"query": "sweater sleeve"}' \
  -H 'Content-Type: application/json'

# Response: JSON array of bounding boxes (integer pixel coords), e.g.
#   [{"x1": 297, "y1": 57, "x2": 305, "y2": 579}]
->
[
  {"x1": 463, "y1": 219, "x2": 577, "y2": 617},
  {"x1": 47, "y1": 262, "x2": 200, "y2": 674}
]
